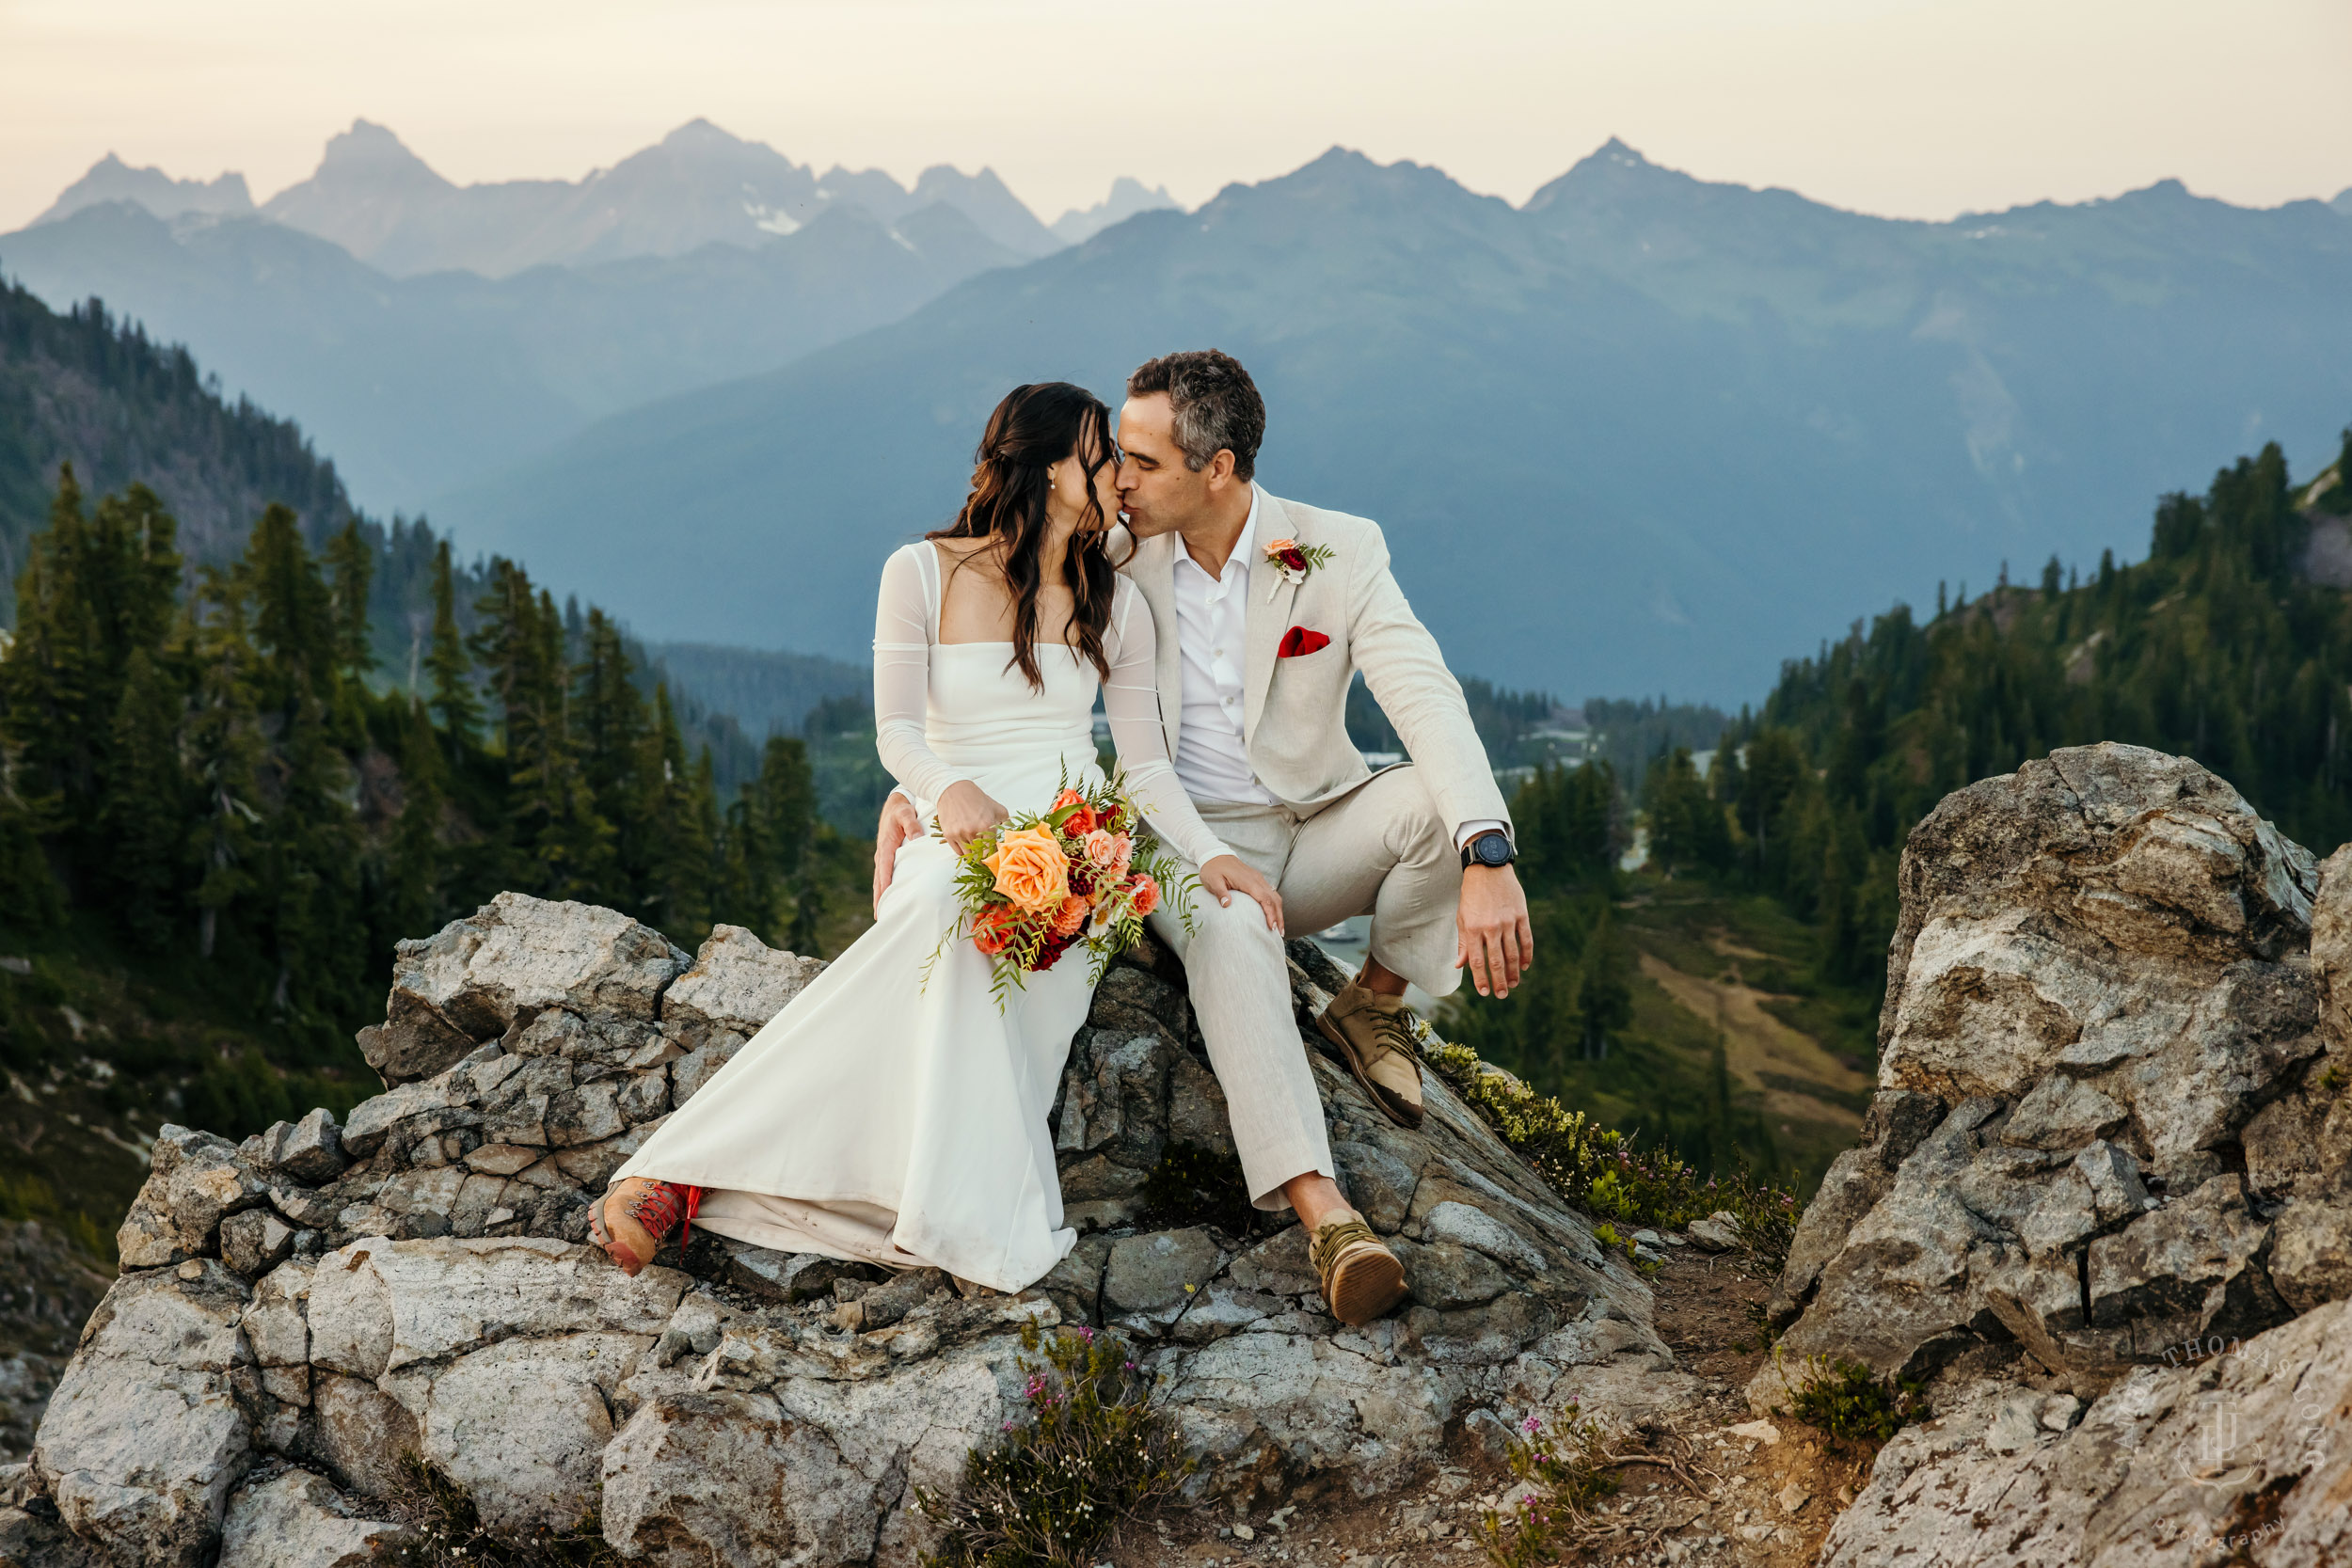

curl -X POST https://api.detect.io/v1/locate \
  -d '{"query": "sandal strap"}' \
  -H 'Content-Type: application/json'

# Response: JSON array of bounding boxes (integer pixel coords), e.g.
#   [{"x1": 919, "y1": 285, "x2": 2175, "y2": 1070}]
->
[
  {"x1": 1310, "y1": 1215, "x2": 1381, "y2": 1283},
  {"x1": 619, "y1": 1181, "x2": 703, "y2": 1248}
]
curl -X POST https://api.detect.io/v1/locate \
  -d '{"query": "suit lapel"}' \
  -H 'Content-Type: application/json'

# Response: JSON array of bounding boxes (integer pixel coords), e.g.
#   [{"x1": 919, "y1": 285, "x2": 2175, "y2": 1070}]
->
[
  {"x1": 1244, "y1": 490, "x2": 1301, "y2": 741},
  {"x1": 1124, "y1": 529, "x2": 1184, "y2": 762}
]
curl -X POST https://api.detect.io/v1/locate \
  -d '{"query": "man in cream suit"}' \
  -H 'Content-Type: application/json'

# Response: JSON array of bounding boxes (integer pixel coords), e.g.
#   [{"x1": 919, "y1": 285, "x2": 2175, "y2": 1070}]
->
[{"x1": 877, "y1": 350, "x2": 1532, "y2": 1324}]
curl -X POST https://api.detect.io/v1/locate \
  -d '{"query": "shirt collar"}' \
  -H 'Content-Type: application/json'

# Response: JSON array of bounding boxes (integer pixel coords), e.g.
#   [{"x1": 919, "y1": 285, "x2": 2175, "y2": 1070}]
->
[{"x1": 1177, "y1": 487, "x2": 1260, "y2": 585}]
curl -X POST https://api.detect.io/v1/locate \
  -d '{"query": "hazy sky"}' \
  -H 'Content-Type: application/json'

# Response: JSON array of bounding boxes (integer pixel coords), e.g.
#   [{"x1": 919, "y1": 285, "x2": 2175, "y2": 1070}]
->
[{"x1": 3, "y1": 0, "x2": 2349, "y2": 233}]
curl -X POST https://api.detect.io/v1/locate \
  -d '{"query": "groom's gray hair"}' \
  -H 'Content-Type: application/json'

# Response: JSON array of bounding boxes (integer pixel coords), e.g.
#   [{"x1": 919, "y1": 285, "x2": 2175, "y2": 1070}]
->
[{"x1": 1127, "y1": 350, "x2": 1265, "y2": 483}]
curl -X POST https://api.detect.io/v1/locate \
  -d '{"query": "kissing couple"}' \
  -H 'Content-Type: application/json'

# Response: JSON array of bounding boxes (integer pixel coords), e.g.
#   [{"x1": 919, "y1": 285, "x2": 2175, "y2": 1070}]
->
[{"x1": 592, "y1": 350, "x2": 1533, "y2": 1329}]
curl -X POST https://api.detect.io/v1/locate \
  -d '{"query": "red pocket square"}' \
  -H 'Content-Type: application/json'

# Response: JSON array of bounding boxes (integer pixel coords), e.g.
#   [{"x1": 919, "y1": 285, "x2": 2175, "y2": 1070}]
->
[{"x1": 1277, "y1": 626, "x2": 1330, "y2": 658}]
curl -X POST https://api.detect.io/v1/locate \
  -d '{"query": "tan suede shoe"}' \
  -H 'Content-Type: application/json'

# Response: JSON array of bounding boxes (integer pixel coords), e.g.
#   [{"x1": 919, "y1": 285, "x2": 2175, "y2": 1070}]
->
[
  {"x1": 1315, "y1": 981, "x2": 1426, "y2": 1129},
  {"x1": 1309, "y1": 1210, "x2": 1410, "y2": 1326}
]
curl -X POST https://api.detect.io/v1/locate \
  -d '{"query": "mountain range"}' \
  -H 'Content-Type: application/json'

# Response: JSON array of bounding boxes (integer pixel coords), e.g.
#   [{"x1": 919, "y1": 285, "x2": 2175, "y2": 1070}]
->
[
  {"x1": 32, "y1": 119, "x2": 1128, "y2": 274},
  {"x1": 8, "y1": 129, "x2": 2352, "y2": 698},
  {"x1": 3, "y1": 121, "x2": 1172, "y2": 506},
  {"x1": 438, "y1": 142, "x2": 2352, "y2": 698}
]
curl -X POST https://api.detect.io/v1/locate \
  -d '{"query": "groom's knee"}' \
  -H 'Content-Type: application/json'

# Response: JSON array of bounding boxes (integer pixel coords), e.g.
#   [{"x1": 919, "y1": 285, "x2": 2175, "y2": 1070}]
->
[{"x1": 1184, "y1": 889, "x2": 1288, "y2": 974}]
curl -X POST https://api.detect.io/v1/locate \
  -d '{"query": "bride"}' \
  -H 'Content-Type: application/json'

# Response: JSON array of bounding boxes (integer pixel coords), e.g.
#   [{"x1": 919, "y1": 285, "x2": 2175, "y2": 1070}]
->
[{"x1": 591, "y1": 382, "x2": 1284, "y2": 1292}]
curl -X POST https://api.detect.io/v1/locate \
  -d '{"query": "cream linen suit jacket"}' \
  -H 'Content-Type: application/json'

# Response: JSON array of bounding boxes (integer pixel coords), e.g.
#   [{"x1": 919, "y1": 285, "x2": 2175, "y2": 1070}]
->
[{"x1": 1118, "y1": 487, "x2": 1511, "y2": 836}]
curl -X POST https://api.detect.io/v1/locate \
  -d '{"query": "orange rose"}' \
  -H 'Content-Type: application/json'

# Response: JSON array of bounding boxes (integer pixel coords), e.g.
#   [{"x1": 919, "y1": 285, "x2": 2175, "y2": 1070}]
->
[
  {"x1": 1124, "y1": 873, "x2": 1160, "y2": 917},
  {"x1": 1050, "y1": 895, "x2": 1090, "y2": 938},
  {"x1": 1052, "y1": 787, "x2": 1097, "y2": 837},
  {"x1": 972, "y1": 904, "x2": 1019, "y2": 956},
  {"x1": 983, "y1": 824, "x2": 1070, "y2": 913}
]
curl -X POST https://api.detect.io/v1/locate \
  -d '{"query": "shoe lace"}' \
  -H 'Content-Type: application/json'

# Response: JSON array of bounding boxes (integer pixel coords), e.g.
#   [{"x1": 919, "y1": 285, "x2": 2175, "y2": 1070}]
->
[
  {"x1": 1310, "y1": 1215, "x2": 1381, "y2": 1277},
  {"x1": 1368, "y1": 1006, "x2": 1423, "y2": 1066}
]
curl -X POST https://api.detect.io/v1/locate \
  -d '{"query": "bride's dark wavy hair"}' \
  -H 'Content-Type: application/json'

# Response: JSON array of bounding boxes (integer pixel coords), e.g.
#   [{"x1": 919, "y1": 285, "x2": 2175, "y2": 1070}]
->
[{"x1": 929, "y1": 381, "x2": 1121, "y2": 690}]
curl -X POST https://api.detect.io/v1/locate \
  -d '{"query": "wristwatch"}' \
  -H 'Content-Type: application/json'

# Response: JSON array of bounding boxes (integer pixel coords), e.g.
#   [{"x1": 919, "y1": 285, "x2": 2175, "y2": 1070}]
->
[{"x1": 1461, "y1": 830, "x2": 1516, "y2": 870}]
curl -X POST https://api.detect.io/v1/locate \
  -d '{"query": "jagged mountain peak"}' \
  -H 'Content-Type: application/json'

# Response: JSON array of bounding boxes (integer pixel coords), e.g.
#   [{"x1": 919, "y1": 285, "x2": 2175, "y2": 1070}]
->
[
  {"x1": 313, "y1": 119, "x2": 448, "y2": 186},
  {"x1": 1050, "y1": 176, "x2": 1179, "y2": 244},
  {"x1": 33, "y1": 153, "x2": 255, "y2": 227}
]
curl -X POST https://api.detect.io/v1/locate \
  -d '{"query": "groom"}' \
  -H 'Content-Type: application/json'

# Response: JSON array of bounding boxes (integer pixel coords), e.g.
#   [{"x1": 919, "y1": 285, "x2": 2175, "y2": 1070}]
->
[{"x1": 875, "y1": 349, "x2": 1531, "y2": 1323}]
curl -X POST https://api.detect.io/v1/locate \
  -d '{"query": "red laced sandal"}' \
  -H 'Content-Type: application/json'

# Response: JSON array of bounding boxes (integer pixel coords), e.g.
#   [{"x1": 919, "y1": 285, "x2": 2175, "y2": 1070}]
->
[{"x1": 590, "y1": 1178, "x2": 701, "y2": 1275}]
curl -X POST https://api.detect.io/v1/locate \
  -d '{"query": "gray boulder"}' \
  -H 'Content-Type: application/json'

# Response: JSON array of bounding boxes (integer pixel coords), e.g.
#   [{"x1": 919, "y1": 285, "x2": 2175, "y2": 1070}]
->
[
  {"x1": 28, "y1": 902, "x2": 1666, "y2": 1566},
  {"x1": 30, "y1": 1259, "x2": 254, "y2": 1568},
  {"x1": 115, "y1": 1126, "x2": 268, "y2": 1270},
  {"x1": 1822, "y1": 1297, "x2": 2352, "y2": 1568},
  {"x1": 215, "y1": 1467, "x2": 407, "y2": 1568},
  {"x1": 1756, "y1": 745, "x2": 2348, "y2": 1408}
]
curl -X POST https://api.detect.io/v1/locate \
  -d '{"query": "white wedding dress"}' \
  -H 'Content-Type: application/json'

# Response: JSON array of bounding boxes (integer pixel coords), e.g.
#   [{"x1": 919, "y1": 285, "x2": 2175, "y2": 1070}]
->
[{"x1": 612, "y1": 541, "x2": 1232, "y2": 1291}]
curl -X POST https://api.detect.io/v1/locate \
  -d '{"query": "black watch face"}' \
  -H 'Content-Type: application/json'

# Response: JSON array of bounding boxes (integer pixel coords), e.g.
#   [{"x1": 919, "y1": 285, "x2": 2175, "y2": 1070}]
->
[{"x1": 1473, "y1": 833, "x2": 1513, "y2": 866}]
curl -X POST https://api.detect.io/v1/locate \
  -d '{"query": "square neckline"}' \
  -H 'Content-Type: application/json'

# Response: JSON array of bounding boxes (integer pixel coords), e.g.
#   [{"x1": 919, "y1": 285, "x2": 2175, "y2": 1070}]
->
[{"x1": 914, "y1": 540, "x2": 1121, "y2": 652}]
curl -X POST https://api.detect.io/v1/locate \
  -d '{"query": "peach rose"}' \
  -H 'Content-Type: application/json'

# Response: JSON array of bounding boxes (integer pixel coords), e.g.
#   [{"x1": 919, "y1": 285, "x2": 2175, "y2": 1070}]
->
[
  {"x1": 1124, "y1": 873, "x2": 1160, "y2": 917},
  {"x1": 1050, "y1": 895, "x2": 1091, "y2": 938},
  {"x1": 1081, "y1": 829, "x2": 1120, "y2": 868},
  {"x1": 983, "y1": 825, "x2": 1070, "y2": 913},
  {"x1": 1110, "y1": 832, "x2": 1134, "y2": 875}
]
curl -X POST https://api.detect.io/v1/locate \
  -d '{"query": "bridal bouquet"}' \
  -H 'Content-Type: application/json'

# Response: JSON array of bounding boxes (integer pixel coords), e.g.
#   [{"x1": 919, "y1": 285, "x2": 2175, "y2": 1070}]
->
[{"x1": 936, "y1": 771, "x2": 1194, "y2": 999}]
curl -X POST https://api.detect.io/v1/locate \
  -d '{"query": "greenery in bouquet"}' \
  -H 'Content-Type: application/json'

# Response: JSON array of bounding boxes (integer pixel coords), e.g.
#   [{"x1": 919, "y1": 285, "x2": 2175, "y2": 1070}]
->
[{"x1": 930, "y1": 768, "x2": 1195, "y2": 1004}]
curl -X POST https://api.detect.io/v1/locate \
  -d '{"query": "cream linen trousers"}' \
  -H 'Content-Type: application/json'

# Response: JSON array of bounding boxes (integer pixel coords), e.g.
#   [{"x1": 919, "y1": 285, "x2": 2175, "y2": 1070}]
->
[{"x1": 1147, "y1": 764, "x2": 1464, "y2": 1212}]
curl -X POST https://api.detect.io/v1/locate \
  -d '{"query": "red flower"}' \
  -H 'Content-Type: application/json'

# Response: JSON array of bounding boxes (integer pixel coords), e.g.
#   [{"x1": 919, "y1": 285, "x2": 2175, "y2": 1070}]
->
[
  {"x1": 1052, "y1": 786, "x2": 1096, "y2": 836},
  {"x1": 972, "y1": 904, "x2": 1020, "y2": 957},
  {"x1": 1278, "y1": 546, "x2": 1309, "y2": 572}
]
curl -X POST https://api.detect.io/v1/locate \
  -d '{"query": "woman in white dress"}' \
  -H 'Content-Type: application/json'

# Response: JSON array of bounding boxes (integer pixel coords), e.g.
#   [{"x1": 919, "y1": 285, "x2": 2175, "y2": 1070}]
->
[{"x1": 590, "y1": 382, "x2": 1284, "y2": 1292}]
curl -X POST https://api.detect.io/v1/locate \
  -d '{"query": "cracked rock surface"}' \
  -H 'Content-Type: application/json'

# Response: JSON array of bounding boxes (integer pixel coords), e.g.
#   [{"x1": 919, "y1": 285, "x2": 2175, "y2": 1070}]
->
[
  {"x1": 1762, "y1": 745, "x2": 2352, "y2": 1567},
  {"x1": 20, "y1": 893, "x2": 1663, "y2": 1567}
]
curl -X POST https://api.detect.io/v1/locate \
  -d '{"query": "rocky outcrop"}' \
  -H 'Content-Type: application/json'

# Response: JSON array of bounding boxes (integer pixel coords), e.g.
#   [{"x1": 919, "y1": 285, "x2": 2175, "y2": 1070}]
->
[
  {"x1": 15, "y1": 893, "x2": 1668, "y2": 1567},
  {"x1": 1821, "y1": 1299, "x2": 2352, "y2": 1567},
  {"x1": 1759, "y1": 745, "x2": 2352, "y2": 1566},
  {"x1": 1757, "y1": 745, "x2": 2351, "y2": 1405}
]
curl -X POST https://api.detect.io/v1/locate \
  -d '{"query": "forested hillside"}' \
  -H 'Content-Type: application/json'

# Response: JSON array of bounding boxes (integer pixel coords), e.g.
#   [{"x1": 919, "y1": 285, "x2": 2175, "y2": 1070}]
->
[
  {"x1": 0, "y1": 283, "x2": 348, "y2": 618},
  {"x1": 0, "y1": 288, "x2": 872, "y2": 1256},
  {"x1": 1447, "y1": 426, "x2": 2352, "y2": 1196}
]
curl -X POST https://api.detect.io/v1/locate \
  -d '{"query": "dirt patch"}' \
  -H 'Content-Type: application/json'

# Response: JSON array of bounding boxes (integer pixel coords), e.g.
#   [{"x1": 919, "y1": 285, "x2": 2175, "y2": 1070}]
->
[{"x1": 1635, "y1": 952, "x2": 1872, "y2": 1163}]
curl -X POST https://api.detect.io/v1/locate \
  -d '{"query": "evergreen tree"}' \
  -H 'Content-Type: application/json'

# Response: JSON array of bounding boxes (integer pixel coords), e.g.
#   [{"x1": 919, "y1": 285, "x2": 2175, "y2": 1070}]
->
[
  {"x1": 387, "y1": 696, "x2": 448, "y2": 939},
  {"x1": 637, "y1": 684, "x2": 715, "y2": 942},
  {"x1": 101, "y1": 645, "x2": 191, "y2": 944},
  {"x1": 184, "y1": 568, "x2": 264, "y2": 961},
  {"x1": 424, "y1": 538, "x2": 479, "y2": 752},
  {"x1": 1575, "y1": 901, "x2": 1633, "y2": 1061},
  {"x1": 323, "y1": 517, "x2": 377, "y2": 684},
  {"x1": 572, "y1": 607, "x2": 652, "y2": 902}
]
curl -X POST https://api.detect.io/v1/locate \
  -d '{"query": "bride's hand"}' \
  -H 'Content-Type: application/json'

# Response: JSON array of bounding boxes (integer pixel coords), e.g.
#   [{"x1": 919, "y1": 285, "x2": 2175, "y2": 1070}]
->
[
  {"x1": 933, "y1": 780, "x2": 1011, "y2": 855},
  {"x1": 1200, "y1": 854, "x2": 1283, "y2": 934}
]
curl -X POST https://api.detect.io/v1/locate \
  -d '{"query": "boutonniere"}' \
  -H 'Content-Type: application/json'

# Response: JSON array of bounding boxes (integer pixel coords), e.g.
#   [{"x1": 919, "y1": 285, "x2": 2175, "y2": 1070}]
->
[{"x1": 1262, "y1": 537, "x2": 1335, "y2": 602}]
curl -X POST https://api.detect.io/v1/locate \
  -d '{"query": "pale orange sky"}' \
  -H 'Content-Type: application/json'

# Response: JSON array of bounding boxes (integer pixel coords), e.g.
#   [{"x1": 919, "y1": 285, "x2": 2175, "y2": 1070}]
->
[{"x1": 2, "y1": 0, "x2": 2348, "y2": 233}]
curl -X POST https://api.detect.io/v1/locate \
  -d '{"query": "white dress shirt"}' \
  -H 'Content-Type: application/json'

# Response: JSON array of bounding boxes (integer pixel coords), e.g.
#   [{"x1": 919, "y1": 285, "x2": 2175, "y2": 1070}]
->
[
  {"x1": 1170, "y1": 494, "x2": 1279, "y2": 805},
  {"x1": 1171, "y1": 489, "x2": 1506, "y2": 854}
]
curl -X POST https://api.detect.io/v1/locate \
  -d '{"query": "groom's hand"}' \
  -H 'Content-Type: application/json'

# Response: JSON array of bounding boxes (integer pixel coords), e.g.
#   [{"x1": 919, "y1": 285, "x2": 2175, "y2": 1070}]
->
[
  {"x1": 1456, "y1": 865, "x2": 1533, "y2": 998},
  {"x1": 1200, "y1": 855, "x2": 1284, "y2": 935},
  {"x1": 873, "y1": 792, "x2": 923, "y2": 911}
]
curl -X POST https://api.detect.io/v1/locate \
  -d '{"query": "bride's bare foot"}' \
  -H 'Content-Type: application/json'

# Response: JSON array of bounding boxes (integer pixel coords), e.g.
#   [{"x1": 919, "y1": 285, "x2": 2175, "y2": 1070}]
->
[{"x1": 591, "y1": 1178, "x2": 691, "y2": 1275}]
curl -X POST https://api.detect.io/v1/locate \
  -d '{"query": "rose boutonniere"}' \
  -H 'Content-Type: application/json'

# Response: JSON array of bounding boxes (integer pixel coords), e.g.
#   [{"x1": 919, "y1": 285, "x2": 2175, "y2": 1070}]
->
[{"x1": 1262, "y1": 537, "x2": 1335, "y2": 601}]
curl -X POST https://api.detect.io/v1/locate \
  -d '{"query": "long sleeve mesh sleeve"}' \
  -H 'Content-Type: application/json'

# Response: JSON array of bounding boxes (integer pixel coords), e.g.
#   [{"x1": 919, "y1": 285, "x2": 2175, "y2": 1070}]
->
[
  {"x1": 1104, "y1": 581, "x2": 1233, "y2": 870},
  {"x1": 872, "y1": 545, "x2": 967, "y2": 807}
]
